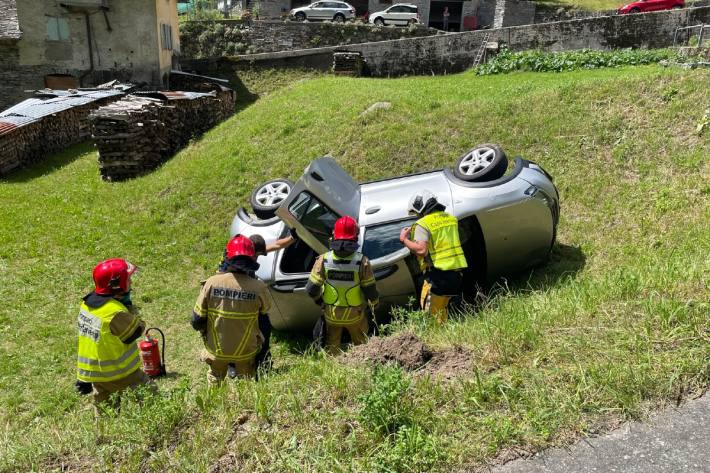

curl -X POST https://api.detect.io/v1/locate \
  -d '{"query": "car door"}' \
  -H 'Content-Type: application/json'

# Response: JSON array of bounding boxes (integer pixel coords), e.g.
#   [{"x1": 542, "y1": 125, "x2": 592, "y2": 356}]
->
[
  {"x1": 387, "y1": 6, "x2": 403, "y2": 25},
  {"x1": 269, "y1": 237, "x2": 321, "y2": 330},
  {"x1": 308, "y1": 2, "x2": 325, "y2": 19},
  {"x1": 276, "y1": 157, "x2": 361, "y2": 254}
]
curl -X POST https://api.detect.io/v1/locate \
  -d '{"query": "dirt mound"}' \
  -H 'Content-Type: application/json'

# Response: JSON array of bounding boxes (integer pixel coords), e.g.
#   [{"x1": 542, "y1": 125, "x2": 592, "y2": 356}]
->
[
  {"x1": 346, "y1": 331, "x2": 432, "y2": 370},
  {"x1": 345, "y1": 331, "x2": 474, "y2": 379},
  {"x1": 419, "y1": 345, "x2": 474, "y2": 380}
]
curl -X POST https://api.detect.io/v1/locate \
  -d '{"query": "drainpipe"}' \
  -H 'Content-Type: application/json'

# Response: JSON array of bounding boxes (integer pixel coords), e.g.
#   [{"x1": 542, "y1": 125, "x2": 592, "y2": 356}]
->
[{"x1": 79, "y1": 12, "x2": 95, "y2": 86}]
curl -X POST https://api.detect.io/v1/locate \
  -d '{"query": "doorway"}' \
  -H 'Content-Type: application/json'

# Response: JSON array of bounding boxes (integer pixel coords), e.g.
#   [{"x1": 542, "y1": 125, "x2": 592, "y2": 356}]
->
[{"x1": 429, "y1": 1, "x2": 463, "y2": 32}]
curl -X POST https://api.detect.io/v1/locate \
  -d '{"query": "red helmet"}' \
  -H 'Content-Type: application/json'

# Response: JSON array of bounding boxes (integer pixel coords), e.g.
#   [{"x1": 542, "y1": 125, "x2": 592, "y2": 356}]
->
[
  {"x1": 226, "y1": 235, "x2": 255, "y2": 259},
  {"x1": 333, "y1": 215, "x2": 359, "y2": 241},
  {"x1": 93, "y1": 258, "x2": 137, "y2": 295}
]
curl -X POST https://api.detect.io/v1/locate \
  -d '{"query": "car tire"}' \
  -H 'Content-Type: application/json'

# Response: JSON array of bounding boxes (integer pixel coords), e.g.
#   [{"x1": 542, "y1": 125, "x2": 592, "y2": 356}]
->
[
  {"x1": 671, "y1": 4, "x2": 682, "y2": 8},
  {"x1": 629, "y1": 7, "x2": 641, "y2": 12},
  {"x1": 453, "y1": 144, "x2": 508, "y2": 182},
  {"x1": 374, "y1": 17, "x2": 385, "y2": 26},
  {"x1": 250, "y1": 178, "x2": 294, "y2": 220},
  {"x1": 334, "y1": 13, "x2": 345, "y2": 22},
  {"x1": 295, "y1": 12, "x2": 306, "y2": 21},
  {"x1": 408, "y1": 19, "x2": 417, "y2": 25}
]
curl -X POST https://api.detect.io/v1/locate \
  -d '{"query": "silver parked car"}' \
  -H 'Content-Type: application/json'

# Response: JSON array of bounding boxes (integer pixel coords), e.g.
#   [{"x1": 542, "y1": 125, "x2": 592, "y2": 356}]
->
[
  {"x1": 369, "y1": 3, "x2": 419, "y2": 26},
  {"x1": 231, "y1": 144, "x2": 559, "y2": 331},
  {"x1": 290, "y1": 1, "x2": 356, "y2": 22}
]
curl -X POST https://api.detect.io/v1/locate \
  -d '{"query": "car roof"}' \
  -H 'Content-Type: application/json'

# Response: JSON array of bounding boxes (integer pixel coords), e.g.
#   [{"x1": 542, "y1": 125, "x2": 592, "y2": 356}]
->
[{"x1": 390, "y1": 3, "x2": 418, "y2": 7}]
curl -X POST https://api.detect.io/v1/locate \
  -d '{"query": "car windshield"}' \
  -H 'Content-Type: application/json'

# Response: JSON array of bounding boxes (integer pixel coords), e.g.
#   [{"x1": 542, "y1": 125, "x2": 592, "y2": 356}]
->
[
  {"x1": 362, "y1": 219, "x2": 416, "y2": 260},
  {"x1": 288, "y1": 191, "x2": 339, "y2": 248}
]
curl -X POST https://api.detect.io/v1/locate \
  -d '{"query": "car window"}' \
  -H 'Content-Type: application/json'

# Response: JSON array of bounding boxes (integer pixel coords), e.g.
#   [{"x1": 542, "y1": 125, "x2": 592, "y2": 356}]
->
[
  {"x1": 406, "y1": 6, "x2": 417, "y2": 12},
  {"x1": 362, "y1": 219, "x2": 416, "y2": 260},
  {"x1": 288, "y1": 191, "x2": 340, "y2": 248}
]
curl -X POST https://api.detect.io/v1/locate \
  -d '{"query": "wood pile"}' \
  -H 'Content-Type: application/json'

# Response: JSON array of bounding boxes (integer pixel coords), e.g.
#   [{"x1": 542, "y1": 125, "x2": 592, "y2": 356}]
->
[
  {"x1": 332, "y1": 52, "x2": 364, "y2": 76},
  {"x1": 0, "y1": 96, "x2": 120, "y2": 176},
  {"x1": 90, "y1": 90, "x2": 234, "y2": 181}
]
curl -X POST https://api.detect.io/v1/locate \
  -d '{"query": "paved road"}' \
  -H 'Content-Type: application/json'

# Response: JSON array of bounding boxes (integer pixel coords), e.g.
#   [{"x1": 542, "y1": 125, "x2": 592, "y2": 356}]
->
[{"x1": 492, "y1": 393, "x2": 709, "y2": 473}]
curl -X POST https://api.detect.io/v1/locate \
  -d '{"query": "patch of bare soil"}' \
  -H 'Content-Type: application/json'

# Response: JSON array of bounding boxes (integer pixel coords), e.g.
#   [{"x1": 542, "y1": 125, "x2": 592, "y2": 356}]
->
[
  {"x1": 345, "y1": 331, "x2": 433, "y2": 370},
  {"x1": 418, "y1": 345, "x2": 474, "y2": 380},
  {"x1": 345, "y1": 331, "x2": 475, "y2": 379}
]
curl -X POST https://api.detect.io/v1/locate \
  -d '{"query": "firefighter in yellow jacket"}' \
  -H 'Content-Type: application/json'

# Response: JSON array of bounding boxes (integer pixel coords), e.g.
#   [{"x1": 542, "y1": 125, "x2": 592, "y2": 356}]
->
[
  {"x1": 306, "y1": 215, "x2": 379, "y2": 355},
  {"x1": 400, "y1": 190, "x2": 467, "y2": 324},
  {"x1": 191, "y1": 235, "x2": 270, "y2": 384},
  {"x1": 75, "y1": 258, "x2": 149, "y2": 404}
]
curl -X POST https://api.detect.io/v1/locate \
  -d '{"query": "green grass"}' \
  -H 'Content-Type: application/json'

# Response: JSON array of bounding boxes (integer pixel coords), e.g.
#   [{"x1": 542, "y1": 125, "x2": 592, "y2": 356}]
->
[{"x1": 1, "y1": 65, "x2": 708, "y2": 472}]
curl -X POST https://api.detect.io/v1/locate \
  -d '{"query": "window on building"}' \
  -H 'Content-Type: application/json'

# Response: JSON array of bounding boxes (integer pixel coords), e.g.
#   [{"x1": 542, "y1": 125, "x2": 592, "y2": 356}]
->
[
  {"x1": 47, "y1": 17, "x2": 70, "y2": 42},
  {"x1": 161, "y1": 24, "x2": 173, "y2": 51}
]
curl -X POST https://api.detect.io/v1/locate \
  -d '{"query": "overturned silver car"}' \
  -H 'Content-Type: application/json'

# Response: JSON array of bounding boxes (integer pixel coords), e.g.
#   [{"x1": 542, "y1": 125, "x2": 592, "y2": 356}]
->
[{"x1": 231, "y1": 145, "x2": 559, "y2": 331}]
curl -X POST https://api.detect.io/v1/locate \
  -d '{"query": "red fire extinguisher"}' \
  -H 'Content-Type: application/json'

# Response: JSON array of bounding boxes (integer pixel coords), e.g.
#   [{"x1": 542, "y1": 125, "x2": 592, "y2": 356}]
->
[{"x1": 139, "y1": 327, "x2": 166, "y2": 378}]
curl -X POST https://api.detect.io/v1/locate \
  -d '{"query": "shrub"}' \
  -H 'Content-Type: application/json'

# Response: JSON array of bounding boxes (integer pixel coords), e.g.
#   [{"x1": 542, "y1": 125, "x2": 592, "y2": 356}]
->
[{"x1": 475, "y1": 48, "x2": 678, "y2": 75}]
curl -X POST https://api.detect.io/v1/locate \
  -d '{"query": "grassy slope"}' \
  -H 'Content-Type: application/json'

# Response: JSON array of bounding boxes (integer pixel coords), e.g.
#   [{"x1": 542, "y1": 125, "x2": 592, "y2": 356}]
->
[{"x1": 0, "y1": 66, "x2": 708, "y2": 472}]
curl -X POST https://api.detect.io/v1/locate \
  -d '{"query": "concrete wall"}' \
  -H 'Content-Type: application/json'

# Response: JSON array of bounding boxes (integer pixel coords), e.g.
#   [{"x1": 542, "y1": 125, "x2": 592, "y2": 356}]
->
[
  {"x1": 0, "y1": 0, "x2": 181, "y2": 111},
  {"x1": 183, "y1": 6, "x2": 710, "y2": 77}
]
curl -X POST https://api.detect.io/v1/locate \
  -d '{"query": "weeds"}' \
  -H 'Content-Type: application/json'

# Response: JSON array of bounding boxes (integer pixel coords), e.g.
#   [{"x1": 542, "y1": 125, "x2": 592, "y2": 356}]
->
[
  {"x1": 358, "y1": 366, "x2": 413, "y2": 436},
  {"x1": 475, "y1": 48, "x2": 678, "y2": 75}
]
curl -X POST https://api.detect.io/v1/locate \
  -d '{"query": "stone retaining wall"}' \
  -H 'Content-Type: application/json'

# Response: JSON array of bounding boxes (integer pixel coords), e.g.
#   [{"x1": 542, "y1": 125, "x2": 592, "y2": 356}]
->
[
  {"x1": 179, "y1": 20, "x2": 440, "y2": 58},
  {"x1": 182, "y1": 6, "x2": 710, "y2": 77}
]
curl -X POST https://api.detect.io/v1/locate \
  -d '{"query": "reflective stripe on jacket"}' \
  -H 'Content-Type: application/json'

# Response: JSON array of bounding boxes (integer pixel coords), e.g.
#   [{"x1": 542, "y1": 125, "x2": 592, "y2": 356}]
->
[
  {"x1": 413, "y1": 211, "x2": 468, "y2": 272},
  {"x1": 76, "y1": 299, "x2": 140, "y2": 383},
  {"x1": 321, "y1": 251, "x2": 365, "y2": 325}
]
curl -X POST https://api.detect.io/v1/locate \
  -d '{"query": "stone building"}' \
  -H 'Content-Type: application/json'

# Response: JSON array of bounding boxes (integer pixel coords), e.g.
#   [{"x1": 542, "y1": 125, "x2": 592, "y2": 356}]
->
[{"x1": 0, "y1": 0, "x2": 181, "y2": 110}]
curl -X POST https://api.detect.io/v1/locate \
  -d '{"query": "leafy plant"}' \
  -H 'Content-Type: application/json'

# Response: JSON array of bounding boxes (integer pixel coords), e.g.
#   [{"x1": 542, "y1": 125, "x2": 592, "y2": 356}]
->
[
  {"x1": 358, "y1": 366, "x2": 413, "y2": 435},
  {"x1": 475, "y1": 47, "x2": 678, "y2": 75}
]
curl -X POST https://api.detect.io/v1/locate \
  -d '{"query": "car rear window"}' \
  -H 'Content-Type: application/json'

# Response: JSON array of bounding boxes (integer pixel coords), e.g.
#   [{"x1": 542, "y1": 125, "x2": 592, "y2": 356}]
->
[{"x1": 362, "y1": 219, "x2": 416, "y2": 260}]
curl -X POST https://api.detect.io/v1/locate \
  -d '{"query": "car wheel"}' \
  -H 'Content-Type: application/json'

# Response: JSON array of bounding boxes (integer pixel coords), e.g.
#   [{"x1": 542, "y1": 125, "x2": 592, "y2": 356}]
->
[
  {"x1": 374, "y1": 17, "x2": 385, "y2": 26},
  {"x1": 334, "y1": 13, "x2": 345, "y2": 22},
  {"x1": 629, "y1": 7, "x2": 641, "y2": 12},
  {"x1": 408, "y1": 18, "x2": 417, "y2": 25},
  {"x1": 250, "y1": 178, "x2": 294, "y2": 220},
  {"x1": 453, "y1": 144, "x2": 508, "y2": 182},
  {"x1": 295, "y1": 12, "x2": 306, "y2": 21},
  {"x1": 671, "y1": 4, "x2": 682, "y2": 8}
]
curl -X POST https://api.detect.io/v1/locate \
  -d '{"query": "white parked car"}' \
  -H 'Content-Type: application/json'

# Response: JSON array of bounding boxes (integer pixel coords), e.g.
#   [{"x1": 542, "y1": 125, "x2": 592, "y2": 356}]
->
[
  {"x1": 369, "y1": 3, "x2": 419, "y2": 26},
  {"x1": 290, "y1": 1, "x2": 356, "y2": 22}
]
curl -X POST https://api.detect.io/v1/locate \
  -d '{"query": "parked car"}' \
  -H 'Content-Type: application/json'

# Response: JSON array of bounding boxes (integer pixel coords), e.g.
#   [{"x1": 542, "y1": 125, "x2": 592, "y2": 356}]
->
[
  {"x1": 369, "y1": 3, "x2": 419, "y2": 26},
  {"x1": 290, "y1": 1, "x2": 356, "y2": 22},
  {"x1": 617, "y1": 0, "x2": 683, "y2": 14},
  {"x1": 230, "y1": 145, "x2": 560, "y2": 331}
]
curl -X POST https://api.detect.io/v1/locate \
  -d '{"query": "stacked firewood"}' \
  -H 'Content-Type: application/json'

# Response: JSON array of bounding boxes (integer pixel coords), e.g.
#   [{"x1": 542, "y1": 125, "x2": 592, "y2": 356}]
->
[
  {"x1": 90, "y1": 90, "x2": 235, "y2": 181},
  {"x1": 332, "y1": 52, "x2": 364, "y2": 76},
  {"x1": 0, "y1": 99, "x2": 118, "y2": 176}
]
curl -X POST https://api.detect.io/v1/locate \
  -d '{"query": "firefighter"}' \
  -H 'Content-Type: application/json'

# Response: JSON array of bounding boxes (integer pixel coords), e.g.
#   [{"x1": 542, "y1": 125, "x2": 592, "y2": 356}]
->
[
  {"x1": 400, "y1": 190, "x2": 467, "y2": 324},
  {"x1": 75, "y1": 258, "x2": 150, "y2": 405},
  {"x1": 192, "y1": 235, "x2": 270, "y2": 384},
  {"x1": 305, "y1": 215, "x2": 379, "y2": 355}
]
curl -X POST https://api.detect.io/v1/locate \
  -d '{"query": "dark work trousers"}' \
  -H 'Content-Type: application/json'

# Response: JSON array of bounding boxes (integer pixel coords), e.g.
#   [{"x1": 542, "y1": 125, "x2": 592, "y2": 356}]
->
[{"x1": 254, "y1": 313, "x2": 272, "y2": 372}]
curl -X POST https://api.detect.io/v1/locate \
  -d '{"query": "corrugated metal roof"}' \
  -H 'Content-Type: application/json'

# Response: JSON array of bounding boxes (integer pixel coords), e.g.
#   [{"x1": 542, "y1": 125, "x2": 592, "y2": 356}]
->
[
  {"x1": 0, "y1": 121, "x2": 18, "y2": 137},
  {"x1": 0, "y1": 115, "x2": 37, "y2": 127},
  {"x1": 0, "y1": 89, "x2": 124, "y2": 131}
]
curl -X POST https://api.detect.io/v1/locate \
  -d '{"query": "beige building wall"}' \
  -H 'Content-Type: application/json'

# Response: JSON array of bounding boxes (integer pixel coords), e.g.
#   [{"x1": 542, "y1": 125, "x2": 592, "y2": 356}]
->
[
  {"x1": 14, "y1": 0, "x2": 178, "y2": 85},
  {"x1": 155, "y1": 0, "x2": 181, "y2": 80}
]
